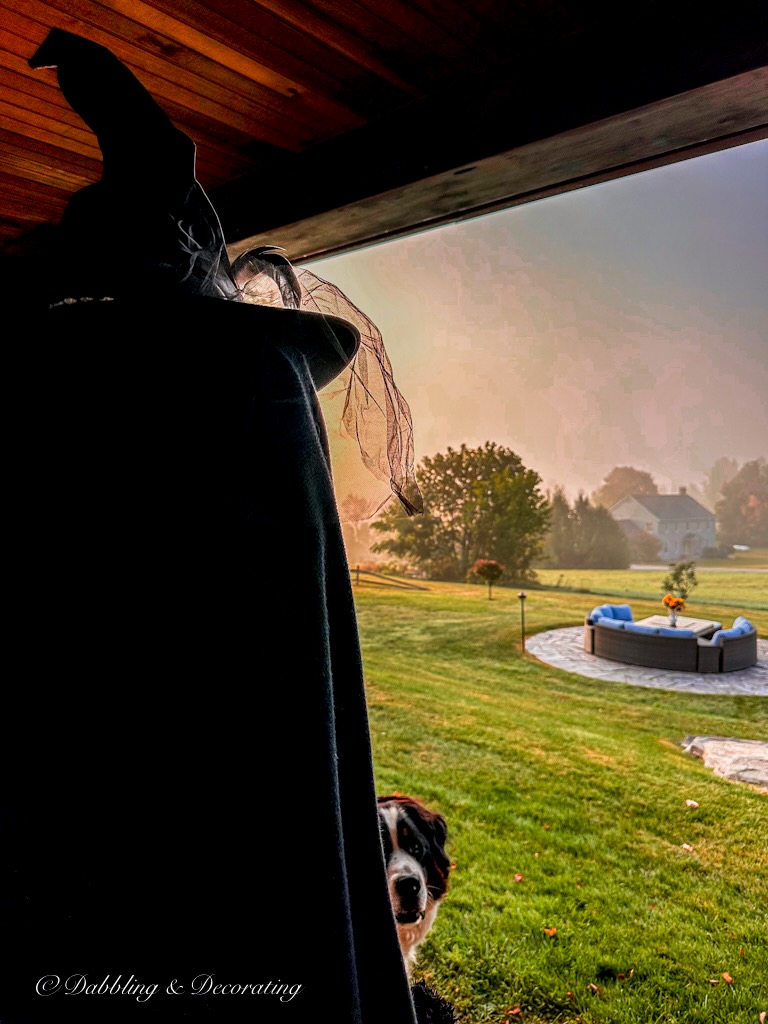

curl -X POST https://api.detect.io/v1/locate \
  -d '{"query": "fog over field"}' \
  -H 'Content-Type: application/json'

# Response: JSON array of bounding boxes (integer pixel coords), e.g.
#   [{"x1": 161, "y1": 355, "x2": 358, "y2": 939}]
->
[{"x1": 308, "y1": 139, "x2": 767, "y2": 503}]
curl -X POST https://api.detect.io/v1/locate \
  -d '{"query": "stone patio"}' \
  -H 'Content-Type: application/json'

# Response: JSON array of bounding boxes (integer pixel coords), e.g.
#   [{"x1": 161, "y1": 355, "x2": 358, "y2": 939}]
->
[{"x1": 526, "y1": 626, "x2": 768, "y2": 696}]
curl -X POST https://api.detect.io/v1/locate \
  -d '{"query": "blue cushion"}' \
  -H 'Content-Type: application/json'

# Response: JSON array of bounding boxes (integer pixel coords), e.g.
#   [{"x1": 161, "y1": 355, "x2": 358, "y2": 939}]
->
[
  {"x1": 611, "y1": 604, "x2": 634, "y2": 621},
  {"x1": 589, "y1": 603, "x2": 633, "y2": 624},
  {"x1": 656, "y1": 627, "x2": 695, "y2": 638},
  {"x1": 624, "y1": 622, "x2": 660, "y2": 635},
  {"x1": 593, "y1": 604, "x2": 615, "y2": 619},
  {"x1": 598, "y1": 618, "x2": 627, "y2": 630},
  {"x1": 734, "y1": 616, "x2": 753, "y2": 633},
  {"x1": 710, "y1": 627, "x2": 742, "y2": 645}
]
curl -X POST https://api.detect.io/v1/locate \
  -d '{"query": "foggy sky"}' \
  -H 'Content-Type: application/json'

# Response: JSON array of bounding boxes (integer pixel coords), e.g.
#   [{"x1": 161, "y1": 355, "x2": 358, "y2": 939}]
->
[{"x1": 307, "y1": 140, "x2": 768, "y2": 504}]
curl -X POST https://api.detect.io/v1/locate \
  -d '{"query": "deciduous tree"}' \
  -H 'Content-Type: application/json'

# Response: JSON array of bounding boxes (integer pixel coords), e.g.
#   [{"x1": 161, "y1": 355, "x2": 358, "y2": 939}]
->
[
  {"x1": 340, "y1": 493, "x2": 377, "y2": 566},
  {"x1": 468, "y1": 558, "x2": 505, "y2": 599},
  {"x1": 702, "y1": 456, "x2": 740, "y2": 511},
  {"x1": 716, "y1": 458, "x2": 768, "y2": 547},
  {"x1": 592, "y1": 466, "x2": 658, "y2": 509},
  {"x1": 371, "y1": 442, "x2": 549, "y2": 581},
  {"x1": 662, "y1": 561, "x2": 699, "y2": 601}
]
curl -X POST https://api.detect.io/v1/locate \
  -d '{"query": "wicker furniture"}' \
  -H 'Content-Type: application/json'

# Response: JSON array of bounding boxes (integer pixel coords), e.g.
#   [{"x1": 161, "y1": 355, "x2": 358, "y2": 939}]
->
[{"x1": 583, "y1": 604, "x2": 758, "y2": 673}]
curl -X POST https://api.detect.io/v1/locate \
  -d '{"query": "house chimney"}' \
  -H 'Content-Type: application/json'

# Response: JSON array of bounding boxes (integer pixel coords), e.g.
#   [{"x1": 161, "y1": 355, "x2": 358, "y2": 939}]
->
[{"x1": 679, "y1": 486, "x2": 687, "y2": 495}]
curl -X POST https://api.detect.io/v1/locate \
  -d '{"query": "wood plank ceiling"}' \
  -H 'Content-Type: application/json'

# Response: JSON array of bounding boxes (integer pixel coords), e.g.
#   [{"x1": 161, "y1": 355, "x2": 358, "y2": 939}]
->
[{"x1": 1, "y1": 0, "x2": 767, "y2": 265}]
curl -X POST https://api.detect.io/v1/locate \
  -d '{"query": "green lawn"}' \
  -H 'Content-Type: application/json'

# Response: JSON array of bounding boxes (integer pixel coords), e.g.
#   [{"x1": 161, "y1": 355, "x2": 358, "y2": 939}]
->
[
  {"x1": 354, "y1": 580, "x2": 767, "y2": 1024},
  {"x1": 532, "y1": 568, "x2": 767, "y2": 611},
  {"x1": 699, "y1": 548, "x2": 768, "y2": 569}
]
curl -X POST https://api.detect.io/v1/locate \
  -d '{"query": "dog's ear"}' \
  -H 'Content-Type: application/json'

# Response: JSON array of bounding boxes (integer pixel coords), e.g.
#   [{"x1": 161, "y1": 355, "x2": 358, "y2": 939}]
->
[
  {"x1": 427, "y1": 813, "x2": 450, "y2": 875},
  {"x1": 378, "y1": 793, "x2": 402, "y2": 805},
  {"x1": 419, "y1": 808, "x2": 451, "y2": 894},
  {"x1": 408, "y1": 801, "x2": 447, "y2": 848},
  {"x1": 408, "y1": 802, "x2": 449, "y2": 872},
  {"x1": 431, "y1": 813, "x2": 448, "y2": 850}
]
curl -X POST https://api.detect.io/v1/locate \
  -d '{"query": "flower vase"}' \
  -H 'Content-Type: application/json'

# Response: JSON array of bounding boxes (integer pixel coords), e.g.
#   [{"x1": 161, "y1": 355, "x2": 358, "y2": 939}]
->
[{"x1": 668, "y1": 609, "x2": 678, "y2": 627}]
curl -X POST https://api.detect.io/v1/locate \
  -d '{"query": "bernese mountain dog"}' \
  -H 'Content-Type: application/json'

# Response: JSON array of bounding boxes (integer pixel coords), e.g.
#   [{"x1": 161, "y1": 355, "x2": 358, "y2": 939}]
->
[{"x1": 377, "y1": 794, "x2": 451, "y2": 976}]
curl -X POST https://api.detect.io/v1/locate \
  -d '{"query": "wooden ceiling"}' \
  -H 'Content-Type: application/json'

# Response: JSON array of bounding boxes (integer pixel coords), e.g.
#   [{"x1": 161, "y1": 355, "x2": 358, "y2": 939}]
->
[{"x1": 1, "y1": 0, "x2": 767, "y2": 265}]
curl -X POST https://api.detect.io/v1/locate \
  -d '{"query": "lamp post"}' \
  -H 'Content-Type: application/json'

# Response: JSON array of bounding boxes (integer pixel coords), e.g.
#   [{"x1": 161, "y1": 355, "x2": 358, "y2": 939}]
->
[{"x1": 518, "y1": 591, "x2": 527, "y2": 653}]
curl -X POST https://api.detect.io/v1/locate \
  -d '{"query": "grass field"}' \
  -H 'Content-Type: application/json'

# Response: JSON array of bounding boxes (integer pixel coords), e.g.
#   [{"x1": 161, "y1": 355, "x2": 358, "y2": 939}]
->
[
  {"x1": 532, "y1": 568, "x2": 767, "y2": 611},
  {"x1": 698, "y1": 548, "x2": 768, "y2": 569},
  {"x1": 353, "y1": 578, "x2": 767, "y2": 1024}
]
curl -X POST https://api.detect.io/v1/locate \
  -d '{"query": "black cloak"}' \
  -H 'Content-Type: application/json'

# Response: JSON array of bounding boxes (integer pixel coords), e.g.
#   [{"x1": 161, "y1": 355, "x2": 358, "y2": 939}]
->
[
  {"x1": 3, "y1": 27, "x2": 419, "y2": 1024},
  {"x1": 4, "y1": 294, "x2": 418, "y2": 1024}
]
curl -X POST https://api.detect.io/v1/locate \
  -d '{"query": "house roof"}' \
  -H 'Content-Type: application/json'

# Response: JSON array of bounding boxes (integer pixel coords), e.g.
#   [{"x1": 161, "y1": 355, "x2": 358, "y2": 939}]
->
[{"x1": 616, "y1": 494, "x2": 715, "y2": 521}]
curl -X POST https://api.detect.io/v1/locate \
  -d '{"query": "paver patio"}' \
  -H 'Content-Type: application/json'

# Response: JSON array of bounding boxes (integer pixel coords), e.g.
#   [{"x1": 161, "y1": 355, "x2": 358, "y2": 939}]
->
[{"x1": 526, "y1": 626, "x2": 768, "y2": 696}]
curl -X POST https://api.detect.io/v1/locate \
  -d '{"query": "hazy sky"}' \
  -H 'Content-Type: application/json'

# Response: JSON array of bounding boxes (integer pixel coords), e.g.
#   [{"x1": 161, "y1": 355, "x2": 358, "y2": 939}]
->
[{"x1": 307, "y1": 139, "x2": 767, "y2": 504}]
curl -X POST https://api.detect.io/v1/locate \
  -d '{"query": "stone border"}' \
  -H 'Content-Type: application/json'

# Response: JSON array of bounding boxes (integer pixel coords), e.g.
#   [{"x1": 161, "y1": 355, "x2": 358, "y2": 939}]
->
[{"x1": 526, "y1": 627, "x2": 768, "y2": 696}]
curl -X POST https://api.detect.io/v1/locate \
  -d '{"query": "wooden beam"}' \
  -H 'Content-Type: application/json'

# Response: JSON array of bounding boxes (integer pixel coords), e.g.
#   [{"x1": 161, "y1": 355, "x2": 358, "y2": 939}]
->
[{"x1": 227, "y1": 70, "x2": 768, "y2": 261}]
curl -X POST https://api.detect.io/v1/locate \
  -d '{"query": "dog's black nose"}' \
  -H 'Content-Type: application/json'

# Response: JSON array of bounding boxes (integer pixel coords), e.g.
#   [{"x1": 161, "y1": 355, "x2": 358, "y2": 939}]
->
[{"x1": 395, "y1": 876, "x2": 421, "y2": 900}]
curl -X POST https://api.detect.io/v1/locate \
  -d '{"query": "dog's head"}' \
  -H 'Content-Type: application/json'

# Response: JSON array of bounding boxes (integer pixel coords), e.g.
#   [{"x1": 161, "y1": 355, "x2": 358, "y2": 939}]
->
[{"x1": 377, "y1": 794, "x2": 450, "y2": 928}]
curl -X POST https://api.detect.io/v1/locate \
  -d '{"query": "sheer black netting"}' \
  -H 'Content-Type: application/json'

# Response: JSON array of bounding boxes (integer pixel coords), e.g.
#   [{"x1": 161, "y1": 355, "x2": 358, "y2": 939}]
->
[{"x1": 231, "y1": 246, "x2": 423, "y2": 520}]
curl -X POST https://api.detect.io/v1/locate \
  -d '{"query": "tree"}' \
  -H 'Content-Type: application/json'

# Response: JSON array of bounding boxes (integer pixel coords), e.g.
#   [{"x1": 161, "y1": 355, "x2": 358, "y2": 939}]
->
[
  {"x1": 702, "y1": 456, "x2": 740, "y2": 510},
  {"x1": 715, "y1": 458, "x2": 768, "y2": 547},
  {"x1": 542, "y1": 486, "x2": 576, "y2": 567},
  {"x1": 625, "y1": 527, "x2": 663, "y2": 564},
  {"x1": 542, "y1": 489, "x2": 630, "y2": 569},
  {"x1": 468, "y1": 558, "x2": 505, "y2": 598},
  {"x1": 662, "y1": 561, "x2": 699, "y2": 601},
  {"x1": 592, "y1": 466, "x2": 658, "y2": 509},
  {"x1": 340, "y1": 493, "x2": 377, "y2": 566},
  {"x1": 371, "y1": 442, "x2": 549, "y2": 581}
]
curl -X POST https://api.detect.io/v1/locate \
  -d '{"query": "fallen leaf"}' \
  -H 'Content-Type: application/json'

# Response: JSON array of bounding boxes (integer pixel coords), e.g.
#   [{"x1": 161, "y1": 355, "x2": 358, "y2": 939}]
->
[
  {"x1": 617, "y1": 973, "x2": 625, "y2": 980},
  {"x1": 514, "y1": 873, "x2": 524, "y2": 883},
  {"x1": 739, "y1": 948, "x2": 745, "y2": 956},
  {"x1": 566, "y1": 992, "x2": 574, "y2": 999},
  {"x1": 648, "y1": 903, "x2": 657, "y2": 910},
  {"x1": 587, "y1": 983, "x2": 602, "y2": 995},
  {"x1": 681, "y1": 843, "x2": 694, "y2": 852},
  {"x1": 686, "y1": 799, "x2": 700, "y2": 808},
  {"x1": 722, "y1": 972, "x2": 733, "y2": 984},
  {"x1": 543, "y1": 824, "x2": 551, "y2": 831},
  {"x1": 507, "y1": 1008, "x2": 522, "y2": 1017},
  {"x1": 543, "y1": 927, "x2": 557, "y2": 937},
  {"x1": 450, "y1": 862, "x2": 457, "y2": 870},
  {"x1": 629, "y1": 969, "x2": 634, "y2": 978},
  {"x1": 534, "y1": 852, "x2": 540, "y2": 858},
  {"x1": 708, "y1": 979, "x2": 720, "y2": 986},
  {"x1": 759, "y1": 1012, "x2": 766, "y2": 1023}
]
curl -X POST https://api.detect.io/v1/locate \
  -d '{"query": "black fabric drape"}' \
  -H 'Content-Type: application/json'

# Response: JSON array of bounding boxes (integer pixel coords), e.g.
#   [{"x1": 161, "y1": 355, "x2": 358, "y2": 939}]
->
[
  {"x1": 4, "y1": 31, "x2": 418, "y2": 1022},
  {"x1": 3, "y1": 296, "x2": 417, "y2": 1024}
]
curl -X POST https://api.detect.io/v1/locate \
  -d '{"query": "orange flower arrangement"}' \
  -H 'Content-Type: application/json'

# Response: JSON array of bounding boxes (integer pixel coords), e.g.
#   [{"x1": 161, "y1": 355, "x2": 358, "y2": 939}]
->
[{"x1": 662, "y1": 593, "x2": 685, "y2": 612}]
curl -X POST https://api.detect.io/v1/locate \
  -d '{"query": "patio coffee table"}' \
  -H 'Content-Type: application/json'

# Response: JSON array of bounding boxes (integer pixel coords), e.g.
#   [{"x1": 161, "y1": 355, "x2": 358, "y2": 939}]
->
[{"x1": 635, "y1": 615, "x2": 720, "y2": 637}]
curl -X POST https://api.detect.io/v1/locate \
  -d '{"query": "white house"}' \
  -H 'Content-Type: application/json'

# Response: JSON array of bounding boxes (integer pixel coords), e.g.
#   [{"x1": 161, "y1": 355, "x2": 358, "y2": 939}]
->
[{"x1": 609, "y1": 487, "x2": 716, "y2": 561}]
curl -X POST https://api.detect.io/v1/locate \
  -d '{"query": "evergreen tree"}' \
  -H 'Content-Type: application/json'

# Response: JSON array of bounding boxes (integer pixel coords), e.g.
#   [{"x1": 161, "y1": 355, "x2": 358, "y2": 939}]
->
[{"x1": 543, "y1": 490, "x2": 630, "y2": 568}]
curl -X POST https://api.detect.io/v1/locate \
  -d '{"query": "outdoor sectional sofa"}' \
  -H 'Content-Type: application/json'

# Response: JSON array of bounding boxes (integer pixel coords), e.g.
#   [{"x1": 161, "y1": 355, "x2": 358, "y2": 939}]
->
[{"x1": 583, "y1": 604, "x2": 758, "y2": 673}]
